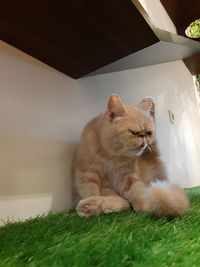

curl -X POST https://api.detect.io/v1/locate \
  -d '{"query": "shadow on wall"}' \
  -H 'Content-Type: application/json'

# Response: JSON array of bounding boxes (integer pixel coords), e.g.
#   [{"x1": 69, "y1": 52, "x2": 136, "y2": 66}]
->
[{"x1": 0, "y1": 135, "x2": 76, "y2": 224}]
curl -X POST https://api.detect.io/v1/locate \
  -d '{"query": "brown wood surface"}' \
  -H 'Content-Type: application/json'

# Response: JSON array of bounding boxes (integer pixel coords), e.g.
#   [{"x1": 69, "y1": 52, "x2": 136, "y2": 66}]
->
[
  {"x1": 0, "y1": 0, "x2": 159, "y2": 78},
  {"x1": 160, "y1": 0, "x2": 200, "y2": 39}
]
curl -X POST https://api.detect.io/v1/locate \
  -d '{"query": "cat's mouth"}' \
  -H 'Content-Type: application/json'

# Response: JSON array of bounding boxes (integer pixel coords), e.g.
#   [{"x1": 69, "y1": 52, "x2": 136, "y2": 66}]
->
[{"x1": 135, "y1": 144, "x2": 151, "y2": 155}]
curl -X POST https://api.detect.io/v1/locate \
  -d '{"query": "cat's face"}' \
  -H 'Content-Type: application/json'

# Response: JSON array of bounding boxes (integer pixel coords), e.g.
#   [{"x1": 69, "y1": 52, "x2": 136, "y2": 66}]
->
[{"x1": 101, "y1": 95, "x2": 156, "y2": 157}]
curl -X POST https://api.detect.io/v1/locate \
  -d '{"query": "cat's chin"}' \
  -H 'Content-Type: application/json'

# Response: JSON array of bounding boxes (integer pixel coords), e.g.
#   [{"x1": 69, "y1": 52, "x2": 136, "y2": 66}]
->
[
  {"x1": 135, "y1": 149, "x2": 145, "y2": 157},
  {"x1": 134, "y1": 145, "x2": 149, "y2": 157},
  {"x1": 123, "y1": 148, "x2": 145, "y2": 158}
]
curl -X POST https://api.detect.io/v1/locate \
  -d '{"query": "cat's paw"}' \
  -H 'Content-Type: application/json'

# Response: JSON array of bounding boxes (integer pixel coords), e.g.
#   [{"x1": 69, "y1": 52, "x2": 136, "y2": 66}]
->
[{"x1": 76, "y1": 197, "x2": 102, "y2": 217}]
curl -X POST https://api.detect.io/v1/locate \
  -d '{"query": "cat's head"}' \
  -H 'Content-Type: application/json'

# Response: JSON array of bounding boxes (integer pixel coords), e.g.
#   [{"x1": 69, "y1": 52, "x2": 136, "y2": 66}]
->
[{"x1": 100, "y1": 94, "x2": 156, "y2": 157}]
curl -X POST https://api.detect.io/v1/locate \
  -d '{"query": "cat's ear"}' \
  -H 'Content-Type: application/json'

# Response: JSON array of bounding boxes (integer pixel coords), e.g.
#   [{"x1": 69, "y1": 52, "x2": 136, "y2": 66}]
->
[
  {"x1": 138, "y1": 97, "x2": 155, "y2": 117},
  {"x1": 107, "y1": 94, "x2": 128, "y2": 121}
]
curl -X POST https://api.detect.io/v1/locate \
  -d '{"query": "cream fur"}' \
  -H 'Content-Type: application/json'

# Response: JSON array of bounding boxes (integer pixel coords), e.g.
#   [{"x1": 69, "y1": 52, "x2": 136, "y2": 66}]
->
[{"x1": 72, "y1": 95, "x2": 189, "y2": 218}]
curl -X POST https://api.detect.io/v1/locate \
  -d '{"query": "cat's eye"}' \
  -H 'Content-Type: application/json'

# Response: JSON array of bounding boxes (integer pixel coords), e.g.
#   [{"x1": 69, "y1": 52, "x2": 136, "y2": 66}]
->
[
  {"x1": 146, "y1": 131, "x2": 152, "y2": 136},
  {"x1": 129, "y1": 129, "x2": 139, "y2": 135}
]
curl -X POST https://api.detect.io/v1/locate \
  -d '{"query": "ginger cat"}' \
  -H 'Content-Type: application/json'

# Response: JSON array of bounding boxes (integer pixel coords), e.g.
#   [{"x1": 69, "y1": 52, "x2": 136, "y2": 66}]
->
[{"x1": 72, "y1": 95, "x2": 189, "y2": 217}]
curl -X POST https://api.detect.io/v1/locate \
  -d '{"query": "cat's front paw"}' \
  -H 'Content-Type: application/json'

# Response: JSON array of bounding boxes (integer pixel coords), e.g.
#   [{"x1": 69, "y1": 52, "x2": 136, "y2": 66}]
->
[{"x1": 76, "y1": 197, "x2": 102, "y2": 217}]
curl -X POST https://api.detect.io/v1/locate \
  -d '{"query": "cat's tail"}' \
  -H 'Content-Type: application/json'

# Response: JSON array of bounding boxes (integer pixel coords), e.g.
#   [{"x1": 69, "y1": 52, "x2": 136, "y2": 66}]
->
[{"x1": 143, "y1": 180, "x2": 189, "y2": 217}]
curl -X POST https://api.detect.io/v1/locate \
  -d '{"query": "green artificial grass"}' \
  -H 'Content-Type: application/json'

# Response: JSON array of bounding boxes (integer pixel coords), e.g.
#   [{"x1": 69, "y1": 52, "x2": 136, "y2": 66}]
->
[{"x1": 1, "y1": 187, "x2": 200, "y2": 267}]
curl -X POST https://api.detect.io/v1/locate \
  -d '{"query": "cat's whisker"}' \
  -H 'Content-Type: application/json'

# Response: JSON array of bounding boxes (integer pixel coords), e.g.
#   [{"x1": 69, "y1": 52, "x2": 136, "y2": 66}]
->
[
  {"x1": 146, "y1": 145, "x2": 152, "y2": 152},
  {"x1": 113, "y1": 147, "x2": 127, "y2": 159},
  {"x1": 113, "y1": 150, "x2": 125, "y2": 159}
]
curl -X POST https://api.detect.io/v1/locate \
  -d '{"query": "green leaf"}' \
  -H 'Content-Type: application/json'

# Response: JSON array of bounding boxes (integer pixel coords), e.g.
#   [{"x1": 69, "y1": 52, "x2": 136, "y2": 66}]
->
[{"x1": 185, "y1": 19, "x2": 200, "y2": 38}]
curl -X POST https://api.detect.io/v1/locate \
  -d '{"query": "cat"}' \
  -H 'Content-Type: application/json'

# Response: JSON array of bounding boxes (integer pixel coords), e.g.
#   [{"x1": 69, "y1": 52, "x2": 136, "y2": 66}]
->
[{"x1": 72, "y1": 94, "x2": 189, "y2": 218}]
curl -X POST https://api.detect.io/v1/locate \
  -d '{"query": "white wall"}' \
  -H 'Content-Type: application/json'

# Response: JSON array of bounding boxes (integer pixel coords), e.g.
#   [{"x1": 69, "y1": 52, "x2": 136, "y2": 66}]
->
[{"x1": 0, "y1": 41, "x2": 200, "y2": 225}]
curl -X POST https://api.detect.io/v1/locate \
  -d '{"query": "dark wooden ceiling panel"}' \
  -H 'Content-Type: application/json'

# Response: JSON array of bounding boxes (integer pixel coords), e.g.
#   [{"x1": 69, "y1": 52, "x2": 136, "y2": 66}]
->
[
  {"x1": 0, "y1": 0, "x2": 159, "y2": 78},
  {"x1": 160, "y1": 0, "x2": 199, "y2": 39}
]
